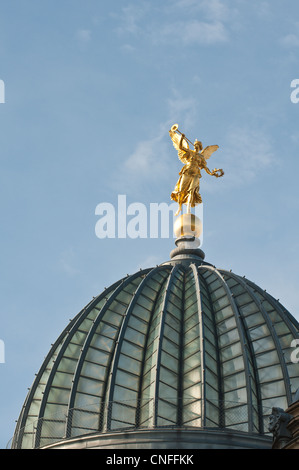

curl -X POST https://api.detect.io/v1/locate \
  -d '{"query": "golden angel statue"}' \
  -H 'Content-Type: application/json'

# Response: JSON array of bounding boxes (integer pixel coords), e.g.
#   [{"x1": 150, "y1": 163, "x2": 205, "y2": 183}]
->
[{"x1": 169, "y1": 124, "x2": 224, "y2": 215}]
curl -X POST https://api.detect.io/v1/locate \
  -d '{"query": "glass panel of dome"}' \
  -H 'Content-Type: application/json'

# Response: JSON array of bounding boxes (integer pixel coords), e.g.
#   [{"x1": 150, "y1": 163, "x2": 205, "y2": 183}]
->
[
  {"x1": 222, "y1": 355, "x2": 245, "y2": 375},
  {"x1": 72, "y1": 409, "x2": 100, "y2": 431},
  {"x1": 287, "y1": 362, "x2": 299, "y2": 380},
  {"x1": 103, "y1": 310, "x2": 124, "y2": 327},
  {"x1": 274, "y1": 321, "x2": 292, "y2": 336},
  {"x1": 183, "y1": 351, "x2": 200, "y2": 373},
  {"x1": 244, "y1": 311, "x2": 265, "y2": 328},
  {"x1": 208, "y1": 277, "x2": 222, "y2": 290},
  {"x1": 85, "y1": 347, "x2": 110, "y2": 366},
  {"x1": 124, "y1": 327, "x2": 145, "y2": 347},
  {"x1": 213, "y1": 295, "x2": 231, "y2": 312},
  {"x1": 215, "y1": 304, "x2": 234, "y2": 322},
  {"x1": 252, "y1": 336, "x2": 275, "y2": 354},
  {"x1": 106, "y1": 300, "x2": 126, "y2": 317},
  {"x1": 40, "y1": 417, "x2": 66, "y2": 437},
  {"x1": 159, "y1": 380, "x2": 177, "y2": 399},
  {"x1": 241, "y1": 303, "x2": 260, "y2": 316},
  {"x1": 168, "y1": 289, "x2": 182, "y2": 306},
  {"x1": 93, "y1": 335, "x2": 115, "y2": 353},
  {"x1": 229, "y1": 283, "x2": 245, "y2": 296},
  {"x1": 165, "y1": 311, "x2": 181, "y2": 332},
  {"x1": 202, "y1": 313, "x2": 214, "y2": 332},
  {"x1": 111, "y1": 402, "x2": 136, "y2": 424},
  {"x1": 160, "y1": 350, "x2": 179, "y2": 372},
  {"x1": 205, "y1": 351, "x2": 218, "y2": 374},
  {"x1": 163, "y1": 323, "x2": 180, "y2": 344},
  {"x1": 184, "y1": 325, "x2": 200, "y2": 346},
  {"x1": 118, "y1": 354, "x2": 142, "y2": 375},
  {"x1": 184, "y1": 312, "x2": 199, "y2": 331},
  {"x1": 210, "y1": 286, "x2": 227, "y2": 302},
  {"x1": 127, "y1": 314, "x2": 148, "y2": 335},
  {"x1": 183, "y1": 400, "x2": 201, "y2": 422},
  {"x1": 144, "y1": 342, "x2": 158, "y2": 366},
  {"x1": 159, "y1": 365, "x2": 178, "y2": 388},
  {"x1": 28, "y1": 399, "x2": 42, "y2": 415},
  {"x1": 184, "y1": 292, "x2": 197, "y2": 310},
  {"x1": 218, "y1": 328, "x2": 239, "y2": 347},
  {"x1": 74, "y1": 389, "x2": 102, "y2": 407},
  {"x1": 249, "y1": 323, "x2": 270, "y2": 341},
  {"x1": 72, "y1": 329, "x2": 88, "y2": 345},
  {"x1": 204, "y1": 327, "x2": 216, "y2": 348},
  {"x1": 47, "y1": 386, "x2": 69, "y2": 405},
  {"x1": 255, "y1": 349, "x2": 279, "y2": 367},
  {"x1": 183, "y1": 340, "x2": 200, "y2": 361},
  {"x1": 149, "y1": 274, "x2": 167, "y2": 292},
  {"x1": 52, "y1": 371, "x2": 73, "y2": 388},
  {"x1": 224, "y1": 386, "x2": 247, "y2": 403},
  {"x1": 121, "y1": 339, "x2": 143, "y2": 361},
  {"x1": 223, "y1": 371, "x2": 246, "y2": 391},
  {"x1": 113, "y1": 385, "x2": 138, "y2": 404},
  {"x1": 142, "y1": 379, "x2": 156, "y2": 399},
  {"x1": 184, "y1": 382, "x2": 201, "y2": 400},
  {"x1": 291, "y1": 377, "x2": 299, "y2": 391},
  {"x1": 262, "y1": 396, "x2": 288, "y2": 411},
  {"x1": 206, "y1": 400, "x2": 220, "y2": 425},
  {"x1": 135, "y1": 293, "x2": 154, "y2": 310},
  {"x1": 183, "y1": 367, "x2": 201, "y2": 388},
  {"x1": 278, "y1": 332, "x2": 295, "y2": 349},
  {"x1": 165, "y1": 301, "x2": 181, "y2": 320},
  {"x1": 78, "y1": 317, "x2": 94, "y2": 333},
  {"x1": 205, "y1": 383, "x2": 218, "y2": 402},
  {"x1": 261, "y1": 380, "x2": 286, "y2": 399},
  {"x1": 234, "y1": 292, "x2": 252, "y2": 307},
  {"x1": 258, "y1": 364, "x2": 283, "y2": 382},
  {"x1": 141, "y1": 284, "x2": 159, "y2": 301},
  {"x1": 57, "y1": 356, "x2": 77, "y2": 374},
  {"x1": 96, "y1": 321, "x2": 118, "y2": 339},
  {"x1": 184, "y1": 303, "x2": 198, "y2": 322},
  {"x1": 81, "y1": 361, "x2": 108, "y2": 380},
  {"x1": 63, "y1": 342, "x2": 82, "y2": 360},
  {"x1": 132, "y1": 303, "x2": 152, "y2": 321},
  {"x1": 162, "y1": 337, "x2": 179, "y2": 357},
  {"x1": 43, "y1": 402, "x2": 68, "y2": 419},
  {"x1": 141, "y1": 369, "x2": 153, "y2": 390},
  {"x1": 157, "y1": 400, "x2": 177, "y2": 423},
  {"x1": 217, "y1": 315, "x2": 237, "y2": 334}
]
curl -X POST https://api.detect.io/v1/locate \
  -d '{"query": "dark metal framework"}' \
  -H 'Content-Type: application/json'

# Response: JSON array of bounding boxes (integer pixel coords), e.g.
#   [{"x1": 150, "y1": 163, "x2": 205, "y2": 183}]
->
[{"x1": 12, "y1": 260, "x2": 299, "y2": 449}]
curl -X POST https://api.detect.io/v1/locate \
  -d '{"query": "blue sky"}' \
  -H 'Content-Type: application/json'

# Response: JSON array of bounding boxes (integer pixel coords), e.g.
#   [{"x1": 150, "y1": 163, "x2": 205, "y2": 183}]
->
[{"x1": 1, "y1": 0, "x2": 299, "y2": 448}]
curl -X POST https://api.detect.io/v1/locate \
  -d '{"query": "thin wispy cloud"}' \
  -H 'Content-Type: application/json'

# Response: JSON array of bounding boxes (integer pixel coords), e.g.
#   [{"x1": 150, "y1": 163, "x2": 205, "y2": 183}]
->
[
  {"x1": 280, "y1": 21, "x2": 299, "y2": 47},
  {"x1": 210, "y1": 126, "x2": 276, "y2": 191},
  {"x1": 115, "y1": 0, "x2": 232, "y2": 47},
  {"x1": 159, "y1": 20, "x2": 229, "y2": 46},
  {"x1": 76, "y1": 29, "x2": 92, "y2": 45},
  {"x1": 116, "y1": 2, "x2": 150, "y2": 35},
  {"x1": 59, "y1": 248, "x2": 80, "y2": 276}
]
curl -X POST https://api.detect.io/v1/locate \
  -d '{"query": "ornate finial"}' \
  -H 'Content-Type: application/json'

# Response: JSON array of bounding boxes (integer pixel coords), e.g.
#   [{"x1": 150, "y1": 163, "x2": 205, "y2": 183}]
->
[{"x1": 169, "y1": 123, "x2": 224, "y2": 216}]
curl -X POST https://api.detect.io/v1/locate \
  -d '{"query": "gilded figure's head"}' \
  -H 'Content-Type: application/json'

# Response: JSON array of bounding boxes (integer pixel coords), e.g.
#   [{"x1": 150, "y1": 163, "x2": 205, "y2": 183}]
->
[{"x1": 194, "y1": 140, "x2": 203, "y2": 151}]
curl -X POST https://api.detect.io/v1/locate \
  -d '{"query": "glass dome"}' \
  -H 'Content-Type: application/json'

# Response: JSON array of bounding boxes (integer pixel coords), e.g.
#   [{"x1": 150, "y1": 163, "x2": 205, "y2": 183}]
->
[{"x1": 12, "y1": 250, "x2": 299, "y2": 449}]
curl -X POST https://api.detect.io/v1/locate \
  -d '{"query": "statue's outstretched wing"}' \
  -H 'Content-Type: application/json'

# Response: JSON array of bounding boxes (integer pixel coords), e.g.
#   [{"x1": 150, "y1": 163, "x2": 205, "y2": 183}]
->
[
  {"x1": 169, "y1": 130, "x2": 190, "y2": 164},
  {"x1": 201, "y1": 145, "x2": 219, "y2": 160}
]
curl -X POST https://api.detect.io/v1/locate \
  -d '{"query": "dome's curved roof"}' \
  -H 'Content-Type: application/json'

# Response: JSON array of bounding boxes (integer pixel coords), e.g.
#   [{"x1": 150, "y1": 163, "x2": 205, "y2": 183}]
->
[{"x1": 12, "y1": 254, "x2": 299, "y2": 449}]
